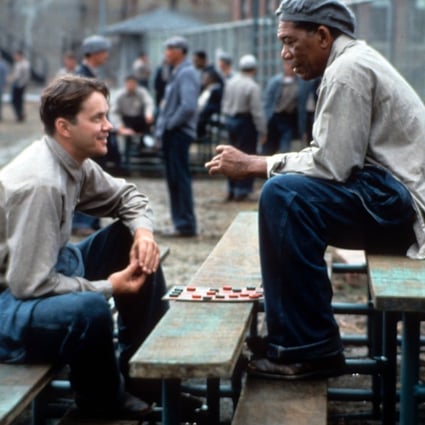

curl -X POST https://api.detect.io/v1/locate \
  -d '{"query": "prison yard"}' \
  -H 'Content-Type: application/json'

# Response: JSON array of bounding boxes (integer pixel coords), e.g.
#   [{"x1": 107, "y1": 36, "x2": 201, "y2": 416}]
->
[{"x1": 2, "y1": 97, "x2": 425, "y2": 425}]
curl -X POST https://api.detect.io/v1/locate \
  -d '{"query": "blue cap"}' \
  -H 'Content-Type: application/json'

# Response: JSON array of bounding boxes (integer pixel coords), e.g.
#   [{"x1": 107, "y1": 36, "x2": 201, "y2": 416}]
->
[
  {"x1": 82, "y1": 35, "x2": 111, "y2": 55},
  {"x1": 276, "y1": 0, "x2": 356, "y2": 39}
]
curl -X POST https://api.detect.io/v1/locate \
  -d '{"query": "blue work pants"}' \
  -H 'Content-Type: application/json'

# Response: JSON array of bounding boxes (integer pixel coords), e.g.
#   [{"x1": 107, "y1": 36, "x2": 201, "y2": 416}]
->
[
  {"x1": 259, "y1": 167, "x2": 416, "y2": 362},
  {"x1": 225, "y1": 114, "x2": 258, "y2": 198},
  {"x1": 11, "y1": 83, "x2": 25, "y2": 121},
  {"x1": 162, "y1": 128, "x2": 197, "y2": 234},
  {"x1": 263, "y1": 111, "x2": 297, "y2": 154}
]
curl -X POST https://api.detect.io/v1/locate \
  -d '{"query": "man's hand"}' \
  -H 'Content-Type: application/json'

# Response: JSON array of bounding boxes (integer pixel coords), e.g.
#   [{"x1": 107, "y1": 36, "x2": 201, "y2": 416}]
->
[
  {"x1": 145, "y1": 113, "x2": 154, "y2": 125},
  {"x1": 205, "y1": 145, "x2": 268, "y2": 179},
  {"x1": 109, "y1": 259, "x2": 147, "y2": 295},
  {"x1": 130, "y1": 228, "x2": 160, "y2": 275}
]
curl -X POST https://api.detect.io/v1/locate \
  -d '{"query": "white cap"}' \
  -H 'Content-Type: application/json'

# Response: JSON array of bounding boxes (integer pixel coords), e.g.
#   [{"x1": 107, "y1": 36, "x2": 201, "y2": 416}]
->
[{"x1": 239, "y1": 54, "x2": 257, "y2": 70}]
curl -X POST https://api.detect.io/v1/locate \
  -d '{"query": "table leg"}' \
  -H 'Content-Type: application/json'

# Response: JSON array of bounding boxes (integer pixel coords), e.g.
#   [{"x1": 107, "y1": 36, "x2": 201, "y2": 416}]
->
[
  {"x1": 381, "y1": 312, "x2": 398, "y2": 424},
  {"x1": 162, "y1": 378, "x2": 181, "y2": 425},
  {"x1": 207, "y1": 377, "x2": 220, "y2": 425},
  {"x1": 399, "y1": 313, "x2": 420, "y2": 425}
]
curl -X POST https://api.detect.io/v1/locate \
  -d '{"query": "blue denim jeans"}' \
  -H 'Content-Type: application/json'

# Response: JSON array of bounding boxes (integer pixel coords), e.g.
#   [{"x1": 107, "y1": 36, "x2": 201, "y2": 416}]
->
[
  {"x1": 72, "y1": 211, "x2": 100, "y2": 232},
  {"x1": 0, "y1": 221, "x2": 168, "y2": 409},
  {"x1": 259, "y1": 166, "x2": 416, "y2": 362},
  {"x1": 226, "y1": 115, "x2": 258, "y2": 198},
  {"x1": 162, "y1": 128, "x2": 197, "y2": 234}
]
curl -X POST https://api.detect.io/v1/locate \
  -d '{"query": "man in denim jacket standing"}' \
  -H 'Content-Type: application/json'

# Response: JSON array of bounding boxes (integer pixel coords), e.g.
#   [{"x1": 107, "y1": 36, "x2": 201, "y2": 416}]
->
[{"x1": 155, "y1": 36, "x2": 200, "y2": 237}]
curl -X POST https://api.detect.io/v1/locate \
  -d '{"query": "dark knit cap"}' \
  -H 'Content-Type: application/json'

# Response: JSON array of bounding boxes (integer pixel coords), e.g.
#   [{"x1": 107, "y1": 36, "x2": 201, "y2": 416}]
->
[{"x1": 276, "y1": 0, "x2": 357, "y2": 39}]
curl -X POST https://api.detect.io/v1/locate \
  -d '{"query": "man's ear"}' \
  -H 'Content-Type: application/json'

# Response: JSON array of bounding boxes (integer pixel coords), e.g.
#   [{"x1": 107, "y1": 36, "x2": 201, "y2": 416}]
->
[
  {"x1": 55, "y1": 118, "x2": 71, "y2": 138},
  {"x1": 316, "y1": 25, "x2": 334, "y2": 49}
]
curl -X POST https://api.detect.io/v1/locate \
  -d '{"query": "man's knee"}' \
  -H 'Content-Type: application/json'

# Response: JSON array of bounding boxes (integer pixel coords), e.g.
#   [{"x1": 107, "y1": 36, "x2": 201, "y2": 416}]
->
[
  {"x1": 72, "y1": 292, "x2": 113, "y2": 336},
  {"x1": 260, "y1": 174, "x2": 299, "y2": 207}
]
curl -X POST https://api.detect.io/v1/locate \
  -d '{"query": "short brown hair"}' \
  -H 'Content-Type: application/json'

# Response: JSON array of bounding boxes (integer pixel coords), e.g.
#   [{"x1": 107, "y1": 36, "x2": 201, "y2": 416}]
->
[{"x1": 39, "y1": 75, "x2": 110, "y2": 136}]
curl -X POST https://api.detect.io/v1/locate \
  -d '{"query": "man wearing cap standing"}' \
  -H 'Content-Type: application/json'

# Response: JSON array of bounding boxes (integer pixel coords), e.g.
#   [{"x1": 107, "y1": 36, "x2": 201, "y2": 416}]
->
[
  {"x1": 77, "y1": 35, "x2": 111, "y2": 79},
  {"x1": 217, "y1": 52, "x2": 234, "y2": 80},
  {"x1": 72, "y1": 35, "x2": 123, "y2": 236},
  {"x1": 221, "y1": 54, "x2": 266, "y2": 202},
  {"x1": 206, "y1": 0, "x2": 425, "y2": 380},
  {"x1": 10, "y1": 50, "x2": 30, "y2": 122},
  {"x1": 155, "y1": 36, "x2": 200, "y2": 237}
]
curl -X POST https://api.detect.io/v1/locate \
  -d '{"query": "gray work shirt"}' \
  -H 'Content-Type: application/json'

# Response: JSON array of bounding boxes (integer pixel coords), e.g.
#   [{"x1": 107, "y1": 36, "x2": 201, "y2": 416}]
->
[
  {"x1": 266, "y1": 35, "x2": 425, "y2": 258},
  {"x1": 222, "y1": 72, "x2": 266, "y2": 136},
  {"x1": 0, "y1": 136, "x2": 154, "y2": 299},
  {"x1": 113, "y1": 86, "x2": 155, "y2": 119},
  {"x1": 155, "y1": 58, "x2": 200, "y2": 140}
]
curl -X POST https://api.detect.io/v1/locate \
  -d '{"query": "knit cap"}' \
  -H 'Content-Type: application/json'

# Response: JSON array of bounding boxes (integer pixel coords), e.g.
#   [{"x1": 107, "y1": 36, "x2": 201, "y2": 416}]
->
[{"x1": 276, "y1": 0, "x2": 357, "y2": 39}]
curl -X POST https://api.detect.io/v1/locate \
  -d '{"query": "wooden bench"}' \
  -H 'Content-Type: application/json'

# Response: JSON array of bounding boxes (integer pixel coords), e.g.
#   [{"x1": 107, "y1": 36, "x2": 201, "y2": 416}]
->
[
  {"x1": 130, "y1": 212, "x2": 328, "y2": 425},
  {"x1": 0, "y1": 246, "x2": 170, "y2": 425},
  {"x1": 0, "y1": 364, "x2": 56, "y2": 425},
  {"x1": 130, "y1": 212, "x2": 259, "y2": 425},
  {"x1": 367, "y1": 254, "x2": 425, "y2": 425},
  {"x1": 232, "y1": 377, "x2": 327, "y2": 425}
]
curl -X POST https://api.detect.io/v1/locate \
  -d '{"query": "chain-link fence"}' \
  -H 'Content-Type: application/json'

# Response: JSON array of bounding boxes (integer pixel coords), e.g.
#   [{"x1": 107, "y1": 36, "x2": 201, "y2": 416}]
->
[{"x1": 145, "y1": 1, "x2": 425, "y2": 99}]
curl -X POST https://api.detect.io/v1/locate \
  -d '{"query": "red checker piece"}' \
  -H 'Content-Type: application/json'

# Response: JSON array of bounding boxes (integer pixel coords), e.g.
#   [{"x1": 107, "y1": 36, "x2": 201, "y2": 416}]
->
[
  {"x1": 192, "y1": 294, "x2": 202, "y2": 299},
  {"x1": 186, "y1": 287, "x2": 197, "y2": 292},
  {"x1": 222, "y1": 285, "x2": 233, "y2": 291}
]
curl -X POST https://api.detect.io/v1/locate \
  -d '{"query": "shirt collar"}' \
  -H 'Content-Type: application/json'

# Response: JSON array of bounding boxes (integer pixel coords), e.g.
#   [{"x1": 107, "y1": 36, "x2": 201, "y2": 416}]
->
[
  {"x1": 44, "y1": 135, "x2": 83, "y2": 181},
  {"x1": 326, "y1": 35, "x2": 357, "y2": 69}
]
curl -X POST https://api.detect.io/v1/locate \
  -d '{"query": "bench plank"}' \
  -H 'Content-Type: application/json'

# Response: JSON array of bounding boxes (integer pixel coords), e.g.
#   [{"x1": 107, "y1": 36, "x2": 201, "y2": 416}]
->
[
  {"x1": 130, "y1": 302, "x2": 253, "y2": 379},
  {"x1": 0, "y1": 364, "x2": 55, "y2": 425},
  {"x1": 188, "y1": 212, "x2": 261, "y2": 289},
  {"x1": 368, "y1": 254, "x2": 425, "y2": 311},
  {"x1": 232, "y1": 377, "x2": 327, "y2": 425},
  {"x1": 130, "y1": 212, "x2": 259, "y2": 380}
]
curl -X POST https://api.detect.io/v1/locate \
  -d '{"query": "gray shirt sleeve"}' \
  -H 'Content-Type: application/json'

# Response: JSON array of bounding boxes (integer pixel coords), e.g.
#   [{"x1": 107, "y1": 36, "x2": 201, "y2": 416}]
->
[{"x1": 268, "y1": 68, "x2": 370, "y2": 181}]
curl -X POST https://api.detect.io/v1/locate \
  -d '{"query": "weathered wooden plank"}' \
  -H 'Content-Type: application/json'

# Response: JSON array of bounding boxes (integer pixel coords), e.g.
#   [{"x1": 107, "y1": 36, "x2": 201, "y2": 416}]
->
[
  {"x1": 130, "y1": 302, "x2": 253, "y2": 379},
  {"x1": 188, "y1": 211, "x2": 261, "y2": 289},
  {"x1": 368, "y1": 254, "x2": 425, "y2": 311},
  {"x1": 130, "y1": 212, "x2": 260, "y2": 380},
  {"x1": 232, "y1": 377, "x2": 327, "y2": 425},
  {"x1": 0, "y1": 364, "x2": 55, "y2": 425}
]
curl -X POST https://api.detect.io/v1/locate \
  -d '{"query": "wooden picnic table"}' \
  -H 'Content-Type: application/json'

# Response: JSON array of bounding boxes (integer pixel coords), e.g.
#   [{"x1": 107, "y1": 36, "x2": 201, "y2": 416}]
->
[
  {"x1": 129, "y1": 211, "x2": 261, "y2": 425},
  {"x1": 368, "y1": 254, "x2": 425, "y2": 425}
]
